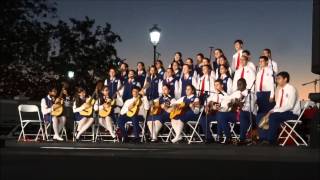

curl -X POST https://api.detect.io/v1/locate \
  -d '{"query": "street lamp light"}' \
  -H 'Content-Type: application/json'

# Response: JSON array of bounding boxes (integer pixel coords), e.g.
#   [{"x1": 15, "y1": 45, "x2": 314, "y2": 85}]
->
[
  {"x1": 149, "y1": 24, "x2": 161, "y2": 65},
  {"x1": 67, "y1": 70, "x2": 74, "y2": 79}
]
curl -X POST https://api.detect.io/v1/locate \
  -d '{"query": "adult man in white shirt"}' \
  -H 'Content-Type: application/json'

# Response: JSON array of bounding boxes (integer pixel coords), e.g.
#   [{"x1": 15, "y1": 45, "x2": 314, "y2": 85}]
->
[
  {"x1": 259, "y1": 71, "x2": 300, "y2": 145},
  {"x1": 200, "y1": 79, "x2": 228, "y2": 143},
  {"x1": 262, "y1": 48, "x2": 278, "y2": 74},
  {"x1": 118, "y1": 86, "x2": 150, "y2": 143},
  {"x1": 242, "y1": 50, "x2": 257, "y2": 73},
  {"x1": 232, "y1": 55, "x2": 256, "y2": 92},
  {"x1": 231, "y1": 39, "x2": 244, "y2": 72},
  {"x1": 217, "y1": 78, "x2": 256, "y2": 144},
  {"x1": 256, "y1": 56, "x2": 276, "y2": 114}
]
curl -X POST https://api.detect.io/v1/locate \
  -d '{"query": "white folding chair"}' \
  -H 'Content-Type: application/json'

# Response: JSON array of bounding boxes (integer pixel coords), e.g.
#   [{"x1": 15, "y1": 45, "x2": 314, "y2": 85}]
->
[
  {"x1": 73, "y1": 120, "x2": 95, "y2": 142},
  {"x1": 95, "y1": 122, "x2": 118, "y2": 143},
  {"x1": 17, "y1": 104, "x2": 45, "y2": 141},
  {"x1": 158, "y1": 121, "x2": 174, "y2": 142},
  {"x1": 187, "y1": 108, "x2": 204, "y2": 144},
  {"x1": 278, "y1": 101, "x2": 310, "y2": 146},
  {"x1": 43, "y1": 122, "x2": 68, "y2": 141}
]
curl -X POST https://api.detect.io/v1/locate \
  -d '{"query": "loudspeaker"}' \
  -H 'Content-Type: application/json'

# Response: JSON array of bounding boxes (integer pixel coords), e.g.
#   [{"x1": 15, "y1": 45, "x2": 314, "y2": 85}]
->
[{"x1": 312, "y1": 0, "x2": 320, "y2": 75}]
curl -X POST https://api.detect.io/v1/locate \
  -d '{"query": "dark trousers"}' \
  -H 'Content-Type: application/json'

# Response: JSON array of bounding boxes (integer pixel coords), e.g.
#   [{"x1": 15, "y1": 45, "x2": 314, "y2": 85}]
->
[
  {"x1": 266, "y1": 111, "x2": 298, "y2": 144},
  {"x1": 117, "y1": 115, "x2": 144, "y2": 139},
  {"x1": 216, "y1": 112, "x2": 236, "y2": 138},
  {"x1": 200, "y1": 114, "x2": 217, "y2": 140},
  {"x1": 256, "y1": 91, "x2": 275, "y2": 113}
]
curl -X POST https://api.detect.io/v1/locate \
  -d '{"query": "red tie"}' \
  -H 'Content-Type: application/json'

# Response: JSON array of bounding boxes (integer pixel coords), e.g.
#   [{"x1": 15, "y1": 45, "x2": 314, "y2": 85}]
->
[
  {"x1": 240, "y1": 67, "x2": 245, "y2": 78},
  {"x1": 259, "y1": 69, "x2": 265, "y2": 91},
  {"x1": 236, "y1": 52, "x2": 240, "y2": 70},
  {"x1": 216, "y1": 94, "x2": 219, "y2": 102},
  {"x1": 201, "y1": 77, "x2": 205, "y2": 95},
  {"x1": 280, "y1": 88, "x2": 284, "y2": 107}
]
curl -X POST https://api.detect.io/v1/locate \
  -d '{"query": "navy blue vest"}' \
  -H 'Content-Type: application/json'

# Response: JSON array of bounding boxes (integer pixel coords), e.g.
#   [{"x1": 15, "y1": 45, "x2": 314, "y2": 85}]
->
[
  {"x1": 183, "y1": 95, "x2": 196, "y2": 106},
  {"x1": 221, "y1": 76, "x2": 230, "y2": 93},
  {"x1": 162, "y1": 78, "x2": 176, "y2": 98},
  {"x1": 106, "y1": 78, "x2": 119, "y2": 98},
  {"x1": 159, "y1": 95, "x2": 172, "y2": 105},
  {"x1": 180, "y1": 75, "x2": 193, "y2": 97},
  {"x1": 122, "y1": 79, "x2": 139, "y2": 101},
  {"x1": 43, "y1": 96, "x2": 53, "y2": 122},
  {"x1": 157, "y1": 69, "x2": 165, "y2": 80},
  {"x1": 136, "y1": 71, "x2": 146, "y2": 88},
  {"x1": 146, "y1": 76, "x2": 160, "y2": 100}
]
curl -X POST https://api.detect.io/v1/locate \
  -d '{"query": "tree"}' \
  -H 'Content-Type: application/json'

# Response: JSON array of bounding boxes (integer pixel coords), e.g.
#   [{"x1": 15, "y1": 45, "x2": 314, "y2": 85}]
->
[{"x1": 0, "y1": 0, "x2": 123, "y2": 99}]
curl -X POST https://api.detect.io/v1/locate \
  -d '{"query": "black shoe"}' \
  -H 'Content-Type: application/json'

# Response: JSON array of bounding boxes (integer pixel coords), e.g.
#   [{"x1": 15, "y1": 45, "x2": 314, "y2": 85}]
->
[
  {"x1": 205, "y1": 139, "x2": 215, "y2": 144},
  {"x1": 237, "y1": 139, "x2": 248, "y2": 146},
  {"x1": 132, "y1": 138, "x2": 141, "y2": 144},
  {"x1": 121, "y1": 137, "x2": 129, "y2": 143},
  {"x1": 223, "y1": 137, "x2": 232, "y2": 144}
]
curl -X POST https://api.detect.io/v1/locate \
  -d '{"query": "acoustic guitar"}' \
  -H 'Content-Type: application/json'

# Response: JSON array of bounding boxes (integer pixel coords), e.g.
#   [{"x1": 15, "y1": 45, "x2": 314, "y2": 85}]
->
[
  {"x1": 51, "y1": 86, "x2": 65, "y2": 116},
  {"x1": 150, "y1": 99, "x2": 162, "y2": 115},
  {"x1": 127, "y1": 95, "x2": 142, "y2": 117},
  {"x1": 99, "y1": 98, "x2": 116, "y2": 118},
  {"x1": 80, "y1": 82, "x2": 104, "y2": 116}
]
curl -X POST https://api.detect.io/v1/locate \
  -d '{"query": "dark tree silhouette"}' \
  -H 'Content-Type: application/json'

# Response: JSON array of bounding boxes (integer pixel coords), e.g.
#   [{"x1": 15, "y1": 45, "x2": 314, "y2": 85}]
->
[{"x1": 0, "y1": 0, "x2": 122, "y2": 100}]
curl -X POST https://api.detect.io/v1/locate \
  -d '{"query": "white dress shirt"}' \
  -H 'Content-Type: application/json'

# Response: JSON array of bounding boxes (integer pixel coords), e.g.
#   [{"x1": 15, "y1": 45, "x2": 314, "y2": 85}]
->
[
  {"x1": 196, "y1": 74, "x2": 215, "y2": 97},
  {"x1": 271, "y1": 83, "x2": 300, "y2": 115},
  {"x1": 120, "y1": 96, "x2": 150, "y2": 116},
  {"x1": 227, "y1": 89, "x2": 257, "y2": 115},
  {"x1": 247, "y1": 61, "x2": 256, "y2": 73},
  {"x1": 268, "y1": 59, "x2": 278, "y2": 74},
  {"x1": 207, "y1": 91, "x2": 228, "y2": 105},
  {"x1": 255, "y1": 66, "x2": 275, "y2": 98},
  {"x1": 232, "y1": 65, "x2": 256, "y2": 92},
  {"x1": 231, "y1": 49, "x2": 243, "y2": 71}
]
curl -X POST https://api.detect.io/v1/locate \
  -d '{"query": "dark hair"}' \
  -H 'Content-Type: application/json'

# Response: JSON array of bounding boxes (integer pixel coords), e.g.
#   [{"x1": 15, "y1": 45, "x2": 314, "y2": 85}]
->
[
  {"x1": 137, "y1": 62, "x2": 146, "y2": 72},
  {"x1": 234, "y1": 39, "x2": 244, "y2": 45},
  {"x1": 202, "y1": 64, "x2": 211, "y2": 71},
  {"x1": 47, "y1": 83, "x2": 57, "y2": 93},
  {"x1": 121, "y1": 62, "x2": 128, "y2": 68},
  {"x1": 277, "y1": 71, "x2": 290, "y2": 83},
  {"x1": 219, "y1": 55, "x2": 230, "y2": 67},
  {"x1": 75, "y1": 87, "x2": 86, "y2": 107},
  {"x1": 237, "y1": 78, "x2": 247, "y2": 91},
  {"x1": 202, "y1": 57, "x2": 211, "y2": 63},
  {"x1": 241, "y1": 55, "x2": 249, "y2": 61},
  {"x1": 219, "y1": 64, "x2": 231, "y2": 77},
  {"x1": 259, "y1": 56, "x2": 268, "y2": 62},
  {"x1": 162, "y1": 84, "x2": 170, "y2": 89},
  {"x1": 214, "y1": 79, "x2": 224, "y2": 85},
  {"x1": 132, "y1": 85, "x2": 141, "y2": 91},
  {"x1": 128, "y1": 69, "x2": 136, "y2": 76},
  {"x1": 214, "y1": 48, "x2": 224, "y2": 56},
  {"x1": 149, "y1": 65, "x2": 157, "y2": 74},
  {"x1": 263, "y1": 48, "x2": 271, "y2": 54},
  {"x1": 175, "y1": 52, "x2": 182, "y2": 58},
  {"x1": 186, "y1": 84, "x2": 196, "y2": 94},
  {"x1": 243, "y1": 50, "x2": 251, "y2": 56},
  {"x1": 156, "y1": 59, "x2": 163, "y2": 66},
  {"x1": 196, "y1": 53, "x2": 204, "y2": 59},
  {"x1": 186, "y1": 58, "x2": 193, "y2": 64},
  {"x1": 102, "y1": 85, "x2": 109, "y2": 91}
]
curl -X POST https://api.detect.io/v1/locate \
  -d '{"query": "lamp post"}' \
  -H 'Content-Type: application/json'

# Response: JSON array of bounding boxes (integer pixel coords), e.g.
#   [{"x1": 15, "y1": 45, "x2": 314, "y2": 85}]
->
[{"x1": 149, "y1": 24, "x2": 161, "y2": 65}]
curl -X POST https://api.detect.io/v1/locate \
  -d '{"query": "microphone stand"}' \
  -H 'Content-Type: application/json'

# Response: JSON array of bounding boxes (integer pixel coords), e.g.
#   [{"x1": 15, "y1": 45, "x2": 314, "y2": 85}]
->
[{"x1": 247, "y1": 80, "x2": 256, "y2": 146}]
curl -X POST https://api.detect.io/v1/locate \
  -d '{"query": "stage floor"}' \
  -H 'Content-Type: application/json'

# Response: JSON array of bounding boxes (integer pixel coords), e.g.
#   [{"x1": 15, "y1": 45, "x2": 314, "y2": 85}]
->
[{"x1": 1, "y1": 139, "x2": 319, "y2": 179}]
